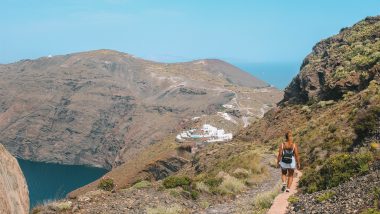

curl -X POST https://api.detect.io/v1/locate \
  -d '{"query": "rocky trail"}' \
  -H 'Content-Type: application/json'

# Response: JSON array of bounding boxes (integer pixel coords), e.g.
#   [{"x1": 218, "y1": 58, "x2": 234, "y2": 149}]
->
[
  {"x1": 268, "y1": 171, "x2": 302, "y2": 214},
  {"x1": 205, "y1": 153, "x2": 280, "y2": 214}
]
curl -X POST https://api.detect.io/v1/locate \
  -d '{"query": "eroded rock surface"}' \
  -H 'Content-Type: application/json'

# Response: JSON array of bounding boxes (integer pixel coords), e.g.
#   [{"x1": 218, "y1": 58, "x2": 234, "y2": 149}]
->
[
  {"x1": 281, "y1": 16, "x2": 380, "y2": 105},
  {"x1": 0, "y1": 143, "x2": 29, "y2": 214}
]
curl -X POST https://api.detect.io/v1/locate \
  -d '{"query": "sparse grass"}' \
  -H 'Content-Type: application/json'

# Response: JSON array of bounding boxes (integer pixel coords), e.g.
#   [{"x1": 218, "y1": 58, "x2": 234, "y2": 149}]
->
[
  {"x1": 195, "y1": 182, "x2": 210, "y2": 193},
  {"x1": 146, "y1": 204, "x2": 186, "y2": 214},
  {"x1": 217, "y1": 174, "x2": 246, "y2": 195},
  {"x1": 199, "y1": 200, "x2": 210, "y2": 209},
  {"x1": 245, "y1": 173, "x2": 267, "y2": 187},
  {"x1": 169, "y1": 189, "x2": 180, "y2": 197},
  {"x1": 98, "y1": 177, "x2": 114, "y2": 191},
  {"x1": 210, "y1": 150, "x2": 264, "y2": 177},
  {"x1": 32, "y1": 199, "x2": 74, "y2": 214},
  {"x1": 54, "y1": 201, "x2": 72, "y2": 211},
  {"x1": 31, "y1": 206, "x2": 42, "y2": 214},
  {"x1": 232, "y1": 168, "x2": 250, "y2": 179},
  {"x1": 132, "y1": 180, "x2": 151, "y2": 189},
  {"x1": 316, "y1": 191, "x2": 335, "y2": 202},
  {"x1": 252, "y1": 182, "x2": 281, "y2": 213}
]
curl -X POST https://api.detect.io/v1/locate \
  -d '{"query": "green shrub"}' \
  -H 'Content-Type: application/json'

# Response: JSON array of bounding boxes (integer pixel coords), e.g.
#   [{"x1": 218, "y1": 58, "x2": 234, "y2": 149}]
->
[
  {"x1": 97, "y1": 178, "x2": 114, "y2": 191},
  {"x1": 373, "y1": 187, "x2": 380, "y2": 208},
  {"x1": 352, "y1": 54, "x2": 375, "y2": 69},
  {"x1": 300, "y1": 152, "x2": 373, "y2": 193},
  {"x1": 132, "y1": 180, "x2": 151, "y2": 189},
  {"x1": 354, "y1": 105, "x2": 380, "y2": 140},
  {"x1": 374, "y1": 187, "x2": 380, "y2": 200},
  {"x1": 316, "y1": 191, "x2": 335, "y2": 202},
  {"x1": 328, "y1": 124, "x2": 337, "y2": 133},
  {"x1": 190, "y1": 190, "x2": 200, "y2": 200},
  {"x1": 360, "y1": 208, "x2": 380, "y2": 214},
  {"x1": 204, "y1": 177, "x2": 223, "y2": 188},
  {"x1": 288, "y1": 196, "x2": 299, "y2": 203},
  {"x1": 163, "y1": 176, "x2": 191, "y2": 189},
  {"x1": 179, "y1": 190, "x2": 199, "y2": 200}
]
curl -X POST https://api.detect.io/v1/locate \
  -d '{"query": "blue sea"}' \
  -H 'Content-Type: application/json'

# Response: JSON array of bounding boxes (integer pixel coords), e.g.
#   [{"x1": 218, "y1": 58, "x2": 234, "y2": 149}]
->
[
  {"x1": 17, "y1": 159, "x2": 108, "y2": 208},
  {"x1": 234, "y1": 62, "x2": 301, "y2": 90}
]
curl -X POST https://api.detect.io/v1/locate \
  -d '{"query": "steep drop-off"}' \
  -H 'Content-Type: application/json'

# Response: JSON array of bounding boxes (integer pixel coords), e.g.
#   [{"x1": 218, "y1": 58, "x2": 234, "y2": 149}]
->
[{"x1": 0, "y1": 144, "x2": 29, "y2": 214}]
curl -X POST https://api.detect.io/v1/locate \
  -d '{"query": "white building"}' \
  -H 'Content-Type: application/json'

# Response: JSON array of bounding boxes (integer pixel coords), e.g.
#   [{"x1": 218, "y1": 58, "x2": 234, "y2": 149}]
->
[{"x1": 176, "y1": 124, "x2": 233, "y2": 143}]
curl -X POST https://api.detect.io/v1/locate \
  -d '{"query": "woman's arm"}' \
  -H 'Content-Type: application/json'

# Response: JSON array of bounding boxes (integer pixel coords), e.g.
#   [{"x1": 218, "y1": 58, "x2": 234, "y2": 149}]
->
[
  {"x1": 295, "y1": 144, "x2": 301, "y2": 169},
  {"x1": 276, "y1": 144, "x2": 282, "y2": 167}
]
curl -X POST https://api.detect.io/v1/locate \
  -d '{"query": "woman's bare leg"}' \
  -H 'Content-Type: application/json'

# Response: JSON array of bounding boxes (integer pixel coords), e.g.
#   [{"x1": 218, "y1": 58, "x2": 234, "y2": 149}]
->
[
  {"x1": 287, "y1": 169, "x2": 294, "y2": 188},
  {"x1": 281, "y1": 169, "x2": 287, "y2": 184}
]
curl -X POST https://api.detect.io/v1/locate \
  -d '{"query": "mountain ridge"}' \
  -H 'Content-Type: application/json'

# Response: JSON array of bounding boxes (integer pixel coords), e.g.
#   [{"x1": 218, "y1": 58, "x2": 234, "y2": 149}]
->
[{"x1": 0, "y1": 49, "x2": 281, "y2": 169}]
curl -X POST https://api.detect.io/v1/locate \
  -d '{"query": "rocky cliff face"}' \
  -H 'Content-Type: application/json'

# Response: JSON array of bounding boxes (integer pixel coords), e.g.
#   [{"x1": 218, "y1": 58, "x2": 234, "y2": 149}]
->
[
  {"x1": 240, "y1": 16, "x2": 380, "y2": 213},
  {"x1": 0, "y1": 144, "x2": 29, "y2": 214},
  {"x1": 281, "y1": 16, "x2": 380, "y2": 105},
  {"x1": 0, "y1": 50, "x2": 282, "y2": 169}
]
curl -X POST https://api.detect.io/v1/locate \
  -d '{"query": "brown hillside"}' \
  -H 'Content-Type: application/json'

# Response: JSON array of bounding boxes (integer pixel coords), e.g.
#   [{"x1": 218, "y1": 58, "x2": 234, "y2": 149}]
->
[{"x1": 0, "y1": 50, "x2": 282, "y2": 169}]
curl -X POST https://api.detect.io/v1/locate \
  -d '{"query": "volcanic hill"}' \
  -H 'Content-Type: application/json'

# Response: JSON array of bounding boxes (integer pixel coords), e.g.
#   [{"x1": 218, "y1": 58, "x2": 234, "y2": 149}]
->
[{"x1": 0, "y1": 50, "x2": 282, "y2": 169}]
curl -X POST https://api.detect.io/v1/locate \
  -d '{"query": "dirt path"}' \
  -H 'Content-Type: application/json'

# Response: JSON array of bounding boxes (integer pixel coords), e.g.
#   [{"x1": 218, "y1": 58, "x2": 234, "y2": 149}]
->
[
  {"x1": 205, "y1": 153, "x2": 280, "y2": 214},
  {"x1": 267, "y1": 171, "x2": 302, "y2": 214}
]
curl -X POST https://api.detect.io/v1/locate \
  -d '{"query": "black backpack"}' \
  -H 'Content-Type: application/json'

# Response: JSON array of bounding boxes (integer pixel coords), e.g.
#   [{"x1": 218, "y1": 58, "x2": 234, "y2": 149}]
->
[{"x1": 282, "y1": 143, "x2": 295, "y2": 164}]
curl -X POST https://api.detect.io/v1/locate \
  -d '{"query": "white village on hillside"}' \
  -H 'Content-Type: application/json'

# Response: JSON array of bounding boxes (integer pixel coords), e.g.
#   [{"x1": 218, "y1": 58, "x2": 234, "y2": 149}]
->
[{"x1": 176, "y1": 124, "x2": 233, "y2": 144}]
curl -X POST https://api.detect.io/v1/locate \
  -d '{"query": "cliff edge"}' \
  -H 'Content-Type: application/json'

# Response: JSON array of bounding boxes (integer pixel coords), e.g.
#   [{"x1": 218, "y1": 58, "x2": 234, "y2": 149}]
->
[{"x1": 0, "y1": 144, "x2": 29, "y2": 214}]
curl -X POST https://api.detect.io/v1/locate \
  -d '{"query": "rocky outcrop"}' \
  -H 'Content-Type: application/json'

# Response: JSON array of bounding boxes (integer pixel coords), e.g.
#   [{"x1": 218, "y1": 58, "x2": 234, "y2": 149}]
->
[
  {"x1": 281, "y1": 16, "x2": 380, "y2": 105},
  {"x1": 0, "y1": 144, "x2": 29, "y2": 214},
  {"x1": 0, "y1": 50, "x2": 282, "y2": 169},
  {"x1": 142, "y1": 156, "x2": 189, "y2": 180},
  {"x1": 239, "y1": 16, "x2": 380, "y2": 213}
]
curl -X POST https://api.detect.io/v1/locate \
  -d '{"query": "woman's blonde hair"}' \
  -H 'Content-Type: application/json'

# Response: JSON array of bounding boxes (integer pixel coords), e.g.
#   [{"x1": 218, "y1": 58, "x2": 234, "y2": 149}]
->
[{"x1": 285, "y1": 130, "x2": 293, "y2": 144}]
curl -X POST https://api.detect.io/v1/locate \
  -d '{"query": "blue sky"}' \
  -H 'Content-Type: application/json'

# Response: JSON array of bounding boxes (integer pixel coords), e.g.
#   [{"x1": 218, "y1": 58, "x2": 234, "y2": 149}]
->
[{"x1": 1, "y1": 0, "x2": 379, "y2": 64}]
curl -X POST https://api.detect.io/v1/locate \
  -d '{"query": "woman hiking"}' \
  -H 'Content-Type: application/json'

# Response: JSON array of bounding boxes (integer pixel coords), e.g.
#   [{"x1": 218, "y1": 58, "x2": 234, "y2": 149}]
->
[{"x1": 276, "y1": 130, "x2": 300, "y2": 192}]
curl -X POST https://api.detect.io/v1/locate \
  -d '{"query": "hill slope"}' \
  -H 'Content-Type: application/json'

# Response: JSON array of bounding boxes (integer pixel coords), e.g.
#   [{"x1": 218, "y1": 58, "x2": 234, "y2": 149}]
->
[
  {"x1": 0, "y1": 50, "x2": 282, "y2": 169},
  {"x1": 281, "y1": 16, "x2": 380, "y2": 104},
  {"x1": 34, "y1": 15, "x2": 380, "y2": 214}
]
